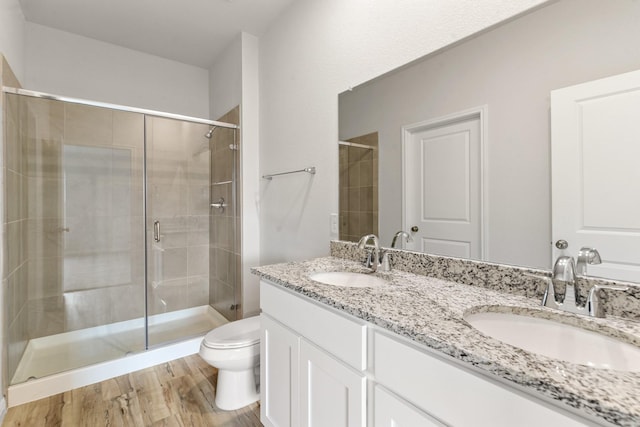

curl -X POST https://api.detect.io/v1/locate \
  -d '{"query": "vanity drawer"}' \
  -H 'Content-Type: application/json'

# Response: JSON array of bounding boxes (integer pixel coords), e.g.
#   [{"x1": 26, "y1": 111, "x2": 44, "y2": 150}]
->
[
  {"x1": 373, "y1": 331, "x2": 592, "y2": 427},
  {"x1": 261, "y1": 280, "x2": 367, "y2": 370}
]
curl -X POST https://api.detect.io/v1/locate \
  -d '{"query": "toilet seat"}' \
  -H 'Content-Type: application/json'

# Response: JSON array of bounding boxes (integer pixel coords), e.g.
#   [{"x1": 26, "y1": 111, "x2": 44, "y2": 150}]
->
[{"x1": 202, "y1": 316, "x2": 260, "y2": 349}]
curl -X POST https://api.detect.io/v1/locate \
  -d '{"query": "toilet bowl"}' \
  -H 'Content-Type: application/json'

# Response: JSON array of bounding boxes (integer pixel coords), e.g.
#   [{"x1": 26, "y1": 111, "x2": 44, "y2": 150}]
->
[{"x1": 199, "y1": 316, "x2": 261, "y2": 410}]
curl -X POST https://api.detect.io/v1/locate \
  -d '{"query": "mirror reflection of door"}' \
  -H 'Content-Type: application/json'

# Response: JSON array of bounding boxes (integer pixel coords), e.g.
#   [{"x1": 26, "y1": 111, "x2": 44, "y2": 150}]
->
[
  {"x1": 403, "y1": 111, "x2": 483, "y2": 259},
  {"x1": 551, "y1": 69, "x2": 640, "y2": 282}
]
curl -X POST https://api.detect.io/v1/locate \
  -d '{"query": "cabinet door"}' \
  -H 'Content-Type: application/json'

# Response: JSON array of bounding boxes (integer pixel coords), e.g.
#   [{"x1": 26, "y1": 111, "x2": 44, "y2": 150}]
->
[
  {"x1": 261, "y1": 314, "x2": 300, "y2": 427},
  {"x1": 374, "y1": 386, "x2": 445, "y2": 427},
  {"x1": 299, "y1": 339, "x2": 366, "y2": 427}
]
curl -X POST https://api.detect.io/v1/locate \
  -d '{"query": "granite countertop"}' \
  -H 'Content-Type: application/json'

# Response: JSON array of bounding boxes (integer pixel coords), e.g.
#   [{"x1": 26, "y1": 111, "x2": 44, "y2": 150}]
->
[{"x1": 252, "y1": 256, "x2": 640, "y2": 427}]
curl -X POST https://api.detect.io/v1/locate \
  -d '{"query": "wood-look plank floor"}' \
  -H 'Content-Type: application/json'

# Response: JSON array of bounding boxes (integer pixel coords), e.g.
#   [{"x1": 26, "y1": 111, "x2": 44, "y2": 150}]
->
[{"x1": 3, "y1": 354, "x2": 262, "y2": 427}]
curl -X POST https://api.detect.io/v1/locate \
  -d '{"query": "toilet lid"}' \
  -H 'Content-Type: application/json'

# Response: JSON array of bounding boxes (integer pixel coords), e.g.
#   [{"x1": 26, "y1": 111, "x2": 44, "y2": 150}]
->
[{"x1": 203, "y1": 316, "x2": 260, "y2": 349}]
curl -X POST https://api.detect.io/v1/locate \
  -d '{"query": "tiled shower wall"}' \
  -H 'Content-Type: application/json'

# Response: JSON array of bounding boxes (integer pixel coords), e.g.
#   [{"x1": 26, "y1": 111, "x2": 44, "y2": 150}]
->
[
  {"x1": 339, "y1": 132, "x2": 378, "y2": 242},
  {"x1": 1, "y1": 56, "x2": 28, "y2": 389},
  {"x1": 209, "y1": 106, "x2": 240, "y2": 322},
  {"x1": 1, "y1": 82, "x2": 240, "y2": 382}
]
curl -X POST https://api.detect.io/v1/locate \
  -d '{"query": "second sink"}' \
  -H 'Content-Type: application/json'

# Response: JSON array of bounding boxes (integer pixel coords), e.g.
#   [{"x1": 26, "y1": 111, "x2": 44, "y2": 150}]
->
[
  {"x1": 464, "y1": 310, "x2": 640, "y2": 372},
  {"x1": 309, "y1": 271, "x2": 388, "y2": 288}
]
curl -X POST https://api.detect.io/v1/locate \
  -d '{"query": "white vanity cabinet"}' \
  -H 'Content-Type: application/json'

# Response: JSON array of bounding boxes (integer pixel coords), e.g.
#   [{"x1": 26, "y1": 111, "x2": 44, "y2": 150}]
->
[
  {"x1": 260, "y1": 279, "x2": 601, "y2": 427},
  {"x1": 260, "y1": 280, "x2": 367, "y2": 427},
  {"x1": 373, "y1": 331, "x2": 596, "y2": 427}
]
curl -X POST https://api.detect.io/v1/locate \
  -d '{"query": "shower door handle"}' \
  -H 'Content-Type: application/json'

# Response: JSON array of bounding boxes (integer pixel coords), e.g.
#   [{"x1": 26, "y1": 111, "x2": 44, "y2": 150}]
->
[
  {"x1": 154, "y1": 221, "x2": 161, "y2": 242},
  {"x1": 210, "y1": 197, "x2": 227, "y2": 213}
]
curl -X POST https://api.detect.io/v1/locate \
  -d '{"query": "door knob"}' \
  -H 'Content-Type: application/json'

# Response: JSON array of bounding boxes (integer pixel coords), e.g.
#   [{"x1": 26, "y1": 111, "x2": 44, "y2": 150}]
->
[
  {"x1": 411, "y1": 226, "x2": 419, "y2": 232},
  {"x1": 555, "y1": 239, "x2": 568, "y2": 249}
]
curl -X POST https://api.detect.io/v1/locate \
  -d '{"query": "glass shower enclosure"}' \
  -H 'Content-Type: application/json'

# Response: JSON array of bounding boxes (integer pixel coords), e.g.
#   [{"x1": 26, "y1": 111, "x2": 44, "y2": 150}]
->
[{"x1": 2, "y1": 89, "x2": 239, "y2": 385}]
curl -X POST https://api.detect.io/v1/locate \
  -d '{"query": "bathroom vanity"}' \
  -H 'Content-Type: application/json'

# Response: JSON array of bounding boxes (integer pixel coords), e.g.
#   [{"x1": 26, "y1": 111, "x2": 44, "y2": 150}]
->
[{"x1": 252, "y1": 242, "x2": 640, "y2": 427}]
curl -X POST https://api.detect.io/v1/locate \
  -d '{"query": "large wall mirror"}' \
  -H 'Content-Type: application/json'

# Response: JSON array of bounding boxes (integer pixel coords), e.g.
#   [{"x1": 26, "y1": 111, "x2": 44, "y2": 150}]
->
[{"x1": 338, "y1": 0, "x2": 640, "y2": 278}]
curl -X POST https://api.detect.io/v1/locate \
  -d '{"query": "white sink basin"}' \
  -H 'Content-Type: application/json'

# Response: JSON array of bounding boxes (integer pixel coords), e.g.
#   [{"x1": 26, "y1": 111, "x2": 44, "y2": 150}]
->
[
  {"x1": 309, "y1": 271, "x2": 388, "y2": 288},
  {"x1": 464, "y1": 311, "x2": 640, "y2": 372}
]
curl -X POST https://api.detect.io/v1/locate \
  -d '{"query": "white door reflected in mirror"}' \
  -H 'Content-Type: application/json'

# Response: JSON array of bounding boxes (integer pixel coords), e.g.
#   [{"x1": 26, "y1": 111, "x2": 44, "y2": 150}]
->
[
  {"x1": 403, "y1": 110, "x2": 484, "y2": 259},
  {"x1": 551, "y1": 69, "x2": 640, "y2": 282}
]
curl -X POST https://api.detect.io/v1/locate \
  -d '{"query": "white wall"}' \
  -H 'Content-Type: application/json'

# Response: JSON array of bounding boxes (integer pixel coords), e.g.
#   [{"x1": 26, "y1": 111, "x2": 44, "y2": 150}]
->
[
  {"x1": 258, "y1": 0, "x2": 550, "y2": 265},
  {"x1": 209, "y1": 35, "x2": 242, "y2": 121},
  {"x1": 0, "y1": 0, "x2": 25, "y2": 82},
  {"x1": 25, "y1": 23, "x2": 209, "y2": 118},
  {"x1": 239, "y1": 33, "x2": 260, "y2": 317},
  {"x1": 338, "y1": 0, "x2": 640, "y2": 270}
]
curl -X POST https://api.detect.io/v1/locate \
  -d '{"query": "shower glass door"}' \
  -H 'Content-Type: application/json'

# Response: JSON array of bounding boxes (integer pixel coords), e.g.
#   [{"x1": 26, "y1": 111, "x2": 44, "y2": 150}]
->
[
  {"x1": 145, "y1": 116, "x2": 237, "y2": 347},
  {"x1": 209, "y1": 124, "x2": 239, "y2": 321},
  {"x1": 4, "y1": 89, "x2": 239, "y2": 385},
  {"x1": 5, "y1": 94, "x2": 147, "y2": 384}
]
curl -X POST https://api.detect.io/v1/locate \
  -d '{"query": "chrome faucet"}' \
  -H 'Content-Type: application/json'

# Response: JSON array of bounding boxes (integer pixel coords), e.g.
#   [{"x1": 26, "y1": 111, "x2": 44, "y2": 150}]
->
[
  {"x1": 391, "y1": 230, "x2": 413, "y2": 248},
  {"x1": 358, "y1": 234, "x2": 390, "y2": 272},
  {"x1": 542, "y1": 254, "x2": 628, "y2": 317},
  {"x1": 576, "y1": 247, "x2": 601, "y2": 276}
]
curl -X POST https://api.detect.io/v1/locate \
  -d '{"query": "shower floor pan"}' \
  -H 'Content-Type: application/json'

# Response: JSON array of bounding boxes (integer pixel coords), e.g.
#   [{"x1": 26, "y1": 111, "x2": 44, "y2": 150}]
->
[{"x1": 8, "y1": 305, "x2": 227, "y2": 406}]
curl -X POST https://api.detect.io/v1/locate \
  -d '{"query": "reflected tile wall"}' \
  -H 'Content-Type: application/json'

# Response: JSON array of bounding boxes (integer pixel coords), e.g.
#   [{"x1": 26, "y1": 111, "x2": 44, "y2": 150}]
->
[{"x1": 339, "y1": 132, "x2": 379, "y2": 243}]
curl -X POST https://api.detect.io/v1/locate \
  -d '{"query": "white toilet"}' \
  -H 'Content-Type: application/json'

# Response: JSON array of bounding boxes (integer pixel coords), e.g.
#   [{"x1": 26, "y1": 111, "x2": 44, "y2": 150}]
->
[{"x1": 199, "y1": 316, "x2": 261, "y2": 410}]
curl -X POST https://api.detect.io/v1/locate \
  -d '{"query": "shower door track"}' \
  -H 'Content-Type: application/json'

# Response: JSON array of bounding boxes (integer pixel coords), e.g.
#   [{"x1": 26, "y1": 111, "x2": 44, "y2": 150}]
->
[{"x1": 1, "y1": 86, "x2": 239, "y2": 129}]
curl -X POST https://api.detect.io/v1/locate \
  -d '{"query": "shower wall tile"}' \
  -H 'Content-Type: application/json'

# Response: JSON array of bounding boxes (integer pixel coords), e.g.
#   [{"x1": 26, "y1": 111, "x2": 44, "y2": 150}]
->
[
  {"x1": 5, "y1": 113, "x2": 20, "y2": 174},
  {"x1": 7, "y1": 307, "x2": 28, "y2": 383},
  {"x1": 339, "y1": 132, "x2": 379, "y2": 243},
  {"x1": 64, "y1": 103, "x2": 113, "y2": 146},
  {"x1": 6, "y1": 220, "x2": 23, "y2": 275},
  {"x1": 187, "y1": 275, "x2": 209, "y2": 307},
  {"x1": 188, "y1": 245, "x2": 209, "y2": 277},
  {"x1": 152, "y1": 216, "x2": 188, "y2": 249},
  {"x1": 6, "y1": 273, "x2": 17, "y2": 326},
  {"x1": 26, "y1": 296, "x2": 64, "y2": 339},
  {"x1": 25, "y1": 98, "x2": 64, "y2": 143},
  {"x1": 113, "y1": 111, "x2": 144, "y2": 147},
  {"x1": 26, "y1": 138, "x2": 62, "y2": 180},
  {"x1": 187, "y1": 215, "x2": 209, "y2": 246},
  {"x1": 212, "y1": 248, "x2": 230, "y2": 283},
  {"x1": 27, "y1": 257, "x2": 63, "y2": 299},
  {"x1": 26, "y1": 218, "x2": 64, "y2": 259},
  {"x1": 1, "y1": 55, "x2": 21, "y2": 89},
  {"x1": 210, "y1": 279, "x2": 235, "y2": 321},
  {"x1": 6, "y1": 170, "x2": 22, "y2": 223},
  {"x1": 187, "y1": 184, "x2": 210, "y2": 216},
  {"x1": 150, "y1": 183, "x2": 188, "y2": 217},
  {"x1": 64, "y1": 288, "x2": 111, "y2": 330},
  {"x1": 27, "y1": 177, "x2": 62, "y2": 219},
  {"x1": 110, "y1": 284, "x2": 145, "y2": 323},
  {"x1": 161, "y1": 247, "x2": 188, "y2": 281},
  {"x1": 149, "y1": 277, "x2": 189, "y2": 315},
  {"x1": 109, "y1": 216, "x2": 134, "y2": 252}
]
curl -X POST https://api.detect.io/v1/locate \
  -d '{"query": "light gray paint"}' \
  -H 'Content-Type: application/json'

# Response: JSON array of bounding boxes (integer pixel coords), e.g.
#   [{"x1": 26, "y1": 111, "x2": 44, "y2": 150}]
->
[
  {"x1": 17, "y1": 0, "x2": 296, "y2": 68},
  {"x1": 259, "y1": 0, "x2": 549, "y2": 266},
  {"x1": 0, "y1": 0, "x2": 25, "y2": 81},
  {"x1": 24, "y1": 23, "x2": 210, "y2": 118},
  {"x1": 339, "y1": 0, "x2": 640, "y2": 269}
]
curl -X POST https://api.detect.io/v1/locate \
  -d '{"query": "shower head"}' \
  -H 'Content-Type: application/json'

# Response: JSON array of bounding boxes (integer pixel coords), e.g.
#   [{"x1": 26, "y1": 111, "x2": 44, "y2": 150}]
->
[{"x1": 205, "y1": 126, "x2": 217, "y2": 139}]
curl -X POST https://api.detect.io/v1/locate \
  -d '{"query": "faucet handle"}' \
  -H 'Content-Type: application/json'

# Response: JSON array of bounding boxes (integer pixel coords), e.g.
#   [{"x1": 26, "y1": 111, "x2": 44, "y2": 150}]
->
[
  {"x1": 576, "y1": 247, "x2": 602, "y2": 276},
  {"x1": 379, "y1": 251, "x2": 392, "y2": 271},
  {"x1": 587, "y1": 284, "x2": 629, "y2": 318},
  {"x1": 523, "y1": 273, "x2": 560, "y2": 309},
  {"x1": 363, "y1": 250, "x2": 379, "y2": 268}
]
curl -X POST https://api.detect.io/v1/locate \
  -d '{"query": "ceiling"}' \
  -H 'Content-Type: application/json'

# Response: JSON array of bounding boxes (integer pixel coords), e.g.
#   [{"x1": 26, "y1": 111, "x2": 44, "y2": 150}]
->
[{"x1": 18, "y1": 0, "x2": 296, "y2": 69}]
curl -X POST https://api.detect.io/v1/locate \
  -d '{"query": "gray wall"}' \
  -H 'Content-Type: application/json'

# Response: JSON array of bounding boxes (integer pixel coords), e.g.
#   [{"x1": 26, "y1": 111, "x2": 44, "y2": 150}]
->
[{"x1": 339, "y1": 0, "x2": 640, "y2": 269}]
